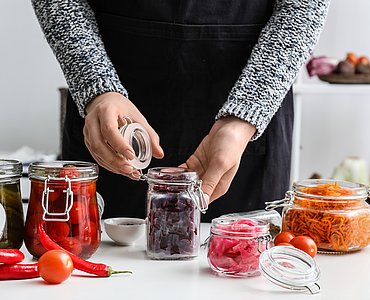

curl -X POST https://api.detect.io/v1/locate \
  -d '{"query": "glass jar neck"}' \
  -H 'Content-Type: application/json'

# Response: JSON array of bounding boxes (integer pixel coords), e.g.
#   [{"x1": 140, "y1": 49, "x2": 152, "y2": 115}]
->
[
  {"x1": 292, "y1": 179, "x2": 369, "y2": 209},
  {"x1": 210, "y1": 218, "x2": 270, "y2": 239},
  {"x1": 28, "y1": 161, "x2": 98, "y2": 181},
  {"x1": 0, "y1": 159, "x2": 22, "y2": 183},
  {"x1": 146, "y1": 167, "x2": 198, "y2": 185}
]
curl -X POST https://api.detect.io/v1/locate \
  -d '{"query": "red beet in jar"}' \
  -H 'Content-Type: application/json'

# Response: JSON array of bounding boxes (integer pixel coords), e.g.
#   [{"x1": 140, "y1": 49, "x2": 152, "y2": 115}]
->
[
  {"x1": 146, "y1": 167, "x2": 207, "y2": 260},
  {"x1": 25, "y1": 161, "x2": 100, "y2": 259}
]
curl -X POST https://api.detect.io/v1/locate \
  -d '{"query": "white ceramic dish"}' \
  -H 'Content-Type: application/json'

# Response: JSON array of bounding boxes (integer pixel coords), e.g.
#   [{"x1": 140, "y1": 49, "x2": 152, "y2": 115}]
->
[{"x1": 104, "y1": 217, "x2": 146, "y2": 246}]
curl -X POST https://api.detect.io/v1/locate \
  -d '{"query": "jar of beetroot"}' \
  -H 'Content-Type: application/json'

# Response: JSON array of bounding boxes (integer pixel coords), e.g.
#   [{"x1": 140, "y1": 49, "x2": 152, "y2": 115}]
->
[
  {"x1": 25, "y1": 161, "x2": 100, "y2": 259},
  {"x1": 207, "y1": 215, "x2": 272, "y2": 277},
  {"x1": 145, "y1": 167, "x2": 208, "y2": 260}
]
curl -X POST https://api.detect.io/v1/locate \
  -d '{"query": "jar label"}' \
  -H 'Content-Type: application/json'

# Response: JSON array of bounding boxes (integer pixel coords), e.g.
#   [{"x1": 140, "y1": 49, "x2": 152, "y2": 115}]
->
[{"x1": 0, "y1": 203, "x2": 5, "y2": 239}]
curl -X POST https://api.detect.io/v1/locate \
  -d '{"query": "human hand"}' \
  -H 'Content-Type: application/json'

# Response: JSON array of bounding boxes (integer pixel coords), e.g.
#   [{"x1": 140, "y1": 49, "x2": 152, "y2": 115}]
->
[
  {"x1": 84, "y1": 92, "x2": 164, "y2": 179},
  {"x1": 180, "y1": 116, "x2": 256, "y2": 204}
]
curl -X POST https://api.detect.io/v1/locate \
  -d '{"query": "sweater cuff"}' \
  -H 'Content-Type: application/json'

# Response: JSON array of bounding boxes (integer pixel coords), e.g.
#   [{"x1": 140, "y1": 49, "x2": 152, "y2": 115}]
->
[
  {"x1": 70, "y1": 78, "x2": 129, "y2": 118},
  {"x1": 216, "y1": 100, "x2": 269, "y2": 141}
]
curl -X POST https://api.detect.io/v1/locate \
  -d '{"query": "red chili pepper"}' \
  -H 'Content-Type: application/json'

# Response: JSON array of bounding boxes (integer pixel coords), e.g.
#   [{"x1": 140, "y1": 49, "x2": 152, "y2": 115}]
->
[
  {"x1": 0, "y1": 249, "x2": 25, "y2": 264},
  {"x1": 38, "y1": 221, "x2": 131, "y2": 277},
  {"x1": 0, "y1": 263, "x2": 39, "y2": 280}
]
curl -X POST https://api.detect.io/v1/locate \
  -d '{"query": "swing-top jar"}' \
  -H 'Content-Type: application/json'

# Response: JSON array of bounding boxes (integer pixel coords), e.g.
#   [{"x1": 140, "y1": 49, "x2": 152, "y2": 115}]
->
[
  {"x1": 0, "y1": 159, "x2": 24, "y2": 249},
  {"x1": 25, "y1": 161, "x2": 100, "y2": 259},
  {"x1": 146, "y1": 167, "x2": 208, "y2": 260},
  {"x1": 267, "y1": 179, "x2": 370, "y2": 253},
  {"x1": 207, "y1": 214, "x2": 272, "y2": 277}
]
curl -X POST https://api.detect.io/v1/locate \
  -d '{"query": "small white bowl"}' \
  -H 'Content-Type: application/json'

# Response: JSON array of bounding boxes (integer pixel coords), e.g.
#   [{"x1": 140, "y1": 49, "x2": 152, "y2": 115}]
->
[{"x1": 104, "y1": 217, "x2": 146, "y2": 246}]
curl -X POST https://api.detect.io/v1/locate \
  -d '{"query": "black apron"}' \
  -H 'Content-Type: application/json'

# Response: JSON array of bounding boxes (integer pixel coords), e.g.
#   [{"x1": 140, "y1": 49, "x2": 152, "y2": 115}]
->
[{"x1": 63, "y1": 0, "x2": 294, "y2": 222}]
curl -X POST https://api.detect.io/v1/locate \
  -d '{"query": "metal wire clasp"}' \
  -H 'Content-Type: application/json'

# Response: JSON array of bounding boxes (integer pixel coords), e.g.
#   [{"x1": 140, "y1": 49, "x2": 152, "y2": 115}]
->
[
  {"x1": 188, "y1": 179, "x2": 208, "y2": 214},
  {"x1": 41, "y1": 176, "x2": 74, "y2": 222},
  {"x1": 265, "y1": 191, "x2": 294, "y2": 210}
]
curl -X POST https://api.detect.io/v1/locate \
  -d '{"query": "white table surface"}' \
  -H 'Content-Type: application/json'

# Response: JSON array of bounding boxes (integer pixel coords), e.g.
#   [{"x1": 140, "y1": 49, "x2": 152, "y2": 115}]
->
[{"x1": 2, "y1": 222, "x2": 370, "y2": 300}]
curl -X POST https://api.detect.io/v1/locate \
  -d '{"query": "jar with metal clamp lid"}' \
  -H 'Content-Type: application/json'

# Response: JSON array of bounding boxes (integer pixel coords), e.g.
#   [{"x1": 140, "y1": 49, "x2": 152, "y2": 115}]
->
[
  {"x1": 0, "y1": 159, "x2": 24, "y2": 249},
  {"x1": 207, "y1": 215, "x2": 272, "y2": 277},
  {"x1": 266, "y1": 179, "x2": 370, "y2": 253},
  {"x1": 118, "y1": 117, "x2": 208, "y2": 259},
  {"x1": 145, "y1": 167, "x2": 208, "y2": 260},
  {"x1": 25, "y1": 161, "x2": 100, "y2": 259}
]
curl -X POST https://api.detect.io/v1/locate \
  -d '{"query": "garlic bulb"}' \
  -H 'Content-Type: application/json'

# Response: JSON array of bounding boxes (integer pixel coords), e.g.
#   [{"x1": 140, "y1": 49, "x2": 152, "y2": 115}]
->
[{"x1": 332, "y1": 156, "x2": 369, "y2": 185}]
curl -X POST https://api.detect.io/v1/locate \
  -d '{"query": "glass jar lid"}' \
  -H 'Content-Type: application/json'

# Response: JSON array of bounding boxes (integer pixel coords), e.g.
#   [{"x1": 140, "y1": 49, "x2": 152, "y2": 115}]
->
[
  {"x1": 0, "y1": 159, "x2": 22, "y2": 180},
  {"x1": 28, "y1": 161, "x2": 98, "y2": 181},
  {"x1": 259, "y1": 246, "x2": 321, "y2": 294},
  {"x1": 119, "y1": 119, "x2": 152, "y2": 170}
]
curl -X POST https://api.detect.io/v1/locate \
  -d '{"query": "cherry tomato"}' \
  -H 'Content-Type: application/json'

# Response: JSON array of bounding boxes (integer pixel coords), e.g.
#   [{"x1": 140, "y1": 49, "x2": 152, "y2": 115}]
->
[
  {"x1": 60, "y1": 166, "x2": 81, "y2": 191},
  {"x1": 274, "y1": 231, "x2": 295, "y2": 246},
  {"x1": 69, "y1": 201, "x2": 87, "y2": 224},
  {"x1": 290, "y1": 236, "x2": 318, "y2": 257},
  {"x1": 58, "y1": 237, "x2": 82, "y2": 256},
  {"x1": 275, "y1": 242, "x2": 294, "y2": 247},
  {"x1": 38, "y1": 250, "x2": 74, "y2": 284},
  {"x1": 72, "y1": 221, "x2": 98, "y2": 245},
  {"x1": 46, "y1": 221, "x2": 70, "y2": 242}
]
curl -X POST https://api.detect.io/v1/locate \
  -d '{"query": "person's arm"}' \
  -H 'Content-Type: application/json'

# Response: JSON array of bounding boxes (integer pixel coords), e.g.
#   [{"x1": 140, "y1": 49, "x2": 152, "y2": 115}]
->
[
  {"x1": 31, "y1": 0, "x2": 127, "y2": 117},
  {"x1": 32, "y1": 0, "x2": 164, "y2": 175},
  {"x1": 216, "y1": 0, "x2": 331, "y2": 140},
  {"x1": 185, "y1": 0, "x2": 331, "y2": 202}
]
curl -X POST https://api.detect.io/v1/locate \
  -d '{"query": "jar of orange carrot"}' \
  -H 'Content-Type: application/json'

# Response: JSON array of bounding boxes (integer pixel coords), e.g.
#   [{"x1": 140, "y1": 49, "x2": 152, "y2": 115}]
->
[{"x1": 266, "y1": 179, "x2": 370, "y2": 254}]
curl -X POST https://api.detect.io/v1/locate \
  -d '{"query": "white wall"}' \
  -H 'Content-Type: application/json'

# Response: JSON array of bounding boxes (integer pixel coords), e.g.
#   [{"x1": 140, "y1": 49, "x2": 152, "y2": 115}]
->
[
  {"x1": 0, "y1": 1, "x2": 66, "y2": 154},
  {"x1": 299, "y1": 0, "x2": 370, "y2": 180},
  {"x1": 0, "y1": 0, "x2": 369, "y2": 181}
]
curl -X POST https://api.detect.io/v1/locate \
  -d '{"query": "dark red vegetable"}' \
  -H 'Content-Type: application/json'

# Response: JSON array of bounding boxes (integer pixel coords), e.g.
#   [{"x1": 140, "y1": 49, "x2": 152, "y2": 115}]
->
[
  {"x1": 38, "y1": 221, "x2": 131, "y2": 277},
  {"x1": 0, "y1": 263, "x2": 39, "y2": 280},
  {"x1": 0, "y1": 249, "x2": 25, "y2": 264}
]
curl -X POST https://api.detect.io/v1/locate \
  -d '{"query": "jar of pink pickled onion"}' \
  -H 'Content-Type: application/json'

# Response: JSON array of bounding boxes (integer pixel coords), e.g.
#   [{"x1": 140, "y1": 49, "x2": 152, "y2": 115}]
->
[{"x1": 207, "y1": 216, "x2": 272, "y2": 277}]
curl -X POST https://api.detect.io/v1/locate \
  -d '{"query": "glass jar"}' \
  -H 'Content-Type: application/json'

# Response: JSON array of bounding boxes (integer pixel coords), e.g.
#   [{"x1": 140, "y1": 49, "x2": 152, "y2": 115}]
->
[
  {"x1": 146, "y1": 167, "x2": 207, "y2": 260},
  {"x1": 207, "y1": 215, "x2": 272, "y2": 277},
  {"x1": 25, "y1": 161, "x2": 100, "y2": 259},
  {"x1": 0, "y1": 159, "x2": 24, "y2": 249},
  {"x1": 267, "y1": 179, "x2": 370, "y2": 253}
]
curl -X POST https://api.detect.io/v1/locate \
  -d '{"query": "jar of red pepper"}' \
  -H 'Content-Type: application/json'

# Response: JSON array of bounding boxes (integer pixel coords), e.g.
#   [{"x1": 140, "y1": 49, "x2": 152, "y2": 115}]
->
[
  {"x1": 0, "y1": 159, "x2": 24, "y2": 249},
  {"x1": 25, "y1": 161, "x2": 100, "y2": 259},
  {"x1": 146, "y1": 167, "x2": 208, "y2": 260}
]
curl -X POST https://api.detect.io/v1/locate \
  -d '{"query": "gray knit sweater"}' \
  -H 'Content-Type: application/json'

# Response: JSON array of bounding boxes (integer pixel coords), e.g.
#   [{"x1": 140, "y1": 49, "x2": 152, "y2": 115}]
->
[{"x1": 32, "y1": 0, "x2": 330, "y2": 140}]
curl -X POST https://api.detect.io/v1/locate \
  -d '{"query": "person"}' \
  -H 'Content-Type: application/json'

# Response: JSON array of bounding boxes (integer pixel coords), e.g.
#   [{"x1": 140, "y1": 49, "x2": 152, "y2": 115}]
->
[{"x1": 32, "y1": 0, "x2": 330, "y2": 222}]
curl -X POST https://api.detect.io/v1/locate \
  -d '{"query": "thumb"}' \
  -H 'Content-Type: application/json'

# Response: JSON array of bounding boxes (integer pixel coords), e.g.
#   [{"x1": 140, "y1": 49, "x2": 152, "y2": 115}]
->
[
  {"x1": 200, "y1": 165, "x2": 224, "y2": 204},
  {"x1": 146, "y1": 128, "x2": 164, "y2": 159}
]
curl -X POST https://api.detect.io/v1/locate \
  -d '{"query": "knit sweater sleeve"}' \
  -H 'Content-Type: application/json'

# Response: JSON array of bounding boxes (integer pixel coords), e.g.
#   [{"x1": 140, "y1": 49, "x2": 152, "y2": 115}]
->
[
  {"x1": 31, "y1": 0, "x2": 128, "y2": 117},
  {"x1": 216, "y1": 0, "x2": 331, "y2": 140}
]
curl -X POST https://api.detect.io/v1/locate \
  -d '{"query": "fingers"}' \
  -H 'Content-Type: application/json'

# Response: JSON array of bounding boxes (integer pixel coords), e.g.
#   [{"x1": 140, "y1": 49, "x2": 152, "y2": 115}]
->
[{"x1": 200, "y1": 159, "x2": 238, "y2": 203}]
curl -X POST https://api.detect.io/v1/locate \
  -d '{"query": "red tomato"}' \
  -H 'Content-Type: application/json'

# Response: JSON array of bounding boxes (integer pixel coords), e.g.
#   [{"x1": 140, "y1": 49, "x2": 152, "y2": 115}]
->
[
  {"x1": 46, "y1": 221, "x2": 70, "y2": 242},
  {"x1": 290, "y1": 236, "x2": 318, "y2": 257},
  {"x1": 58, "y1": 237, "x2": 82, "y2": 256},
  {"x1": 60, "y1": 166, "x2": 81, "y2": 191},
  {"x1": 38, "y1": 250, "x2": 74, "y2": 284},
  {"x1": 275, "y1": 242, "x2": 294, "y2": 247},
  {"x1": 72, "y1": 221, "x2": 98, "y2": 245},
  {"x1": 69, "y1": 201, "x2": 87, "y2": 224},
  {"x1": 274, "y1": 231, "x2": 295, "y2": 246}
]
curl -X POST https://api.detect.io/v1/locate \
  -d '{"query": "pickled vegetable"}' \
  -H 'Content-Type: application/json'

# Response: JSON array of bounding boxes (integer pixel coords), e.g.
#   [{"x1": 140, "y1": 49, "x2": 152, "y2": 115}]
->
[
  {"x1": 0, "y1": 182, "x2": 24, "y2": 249},
  {"x1": 282, "y1": 182, "x2": 370, "y2": 252}
]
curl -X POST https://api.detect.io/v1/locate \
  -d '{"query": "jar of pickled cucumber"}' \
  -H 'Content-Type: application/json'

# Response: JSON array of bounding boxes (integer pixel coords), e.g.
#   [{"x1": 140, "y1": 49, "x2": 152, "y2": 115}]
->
[{"x1": 0, "y1": 159, "x2": 24, "y2": 249}]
